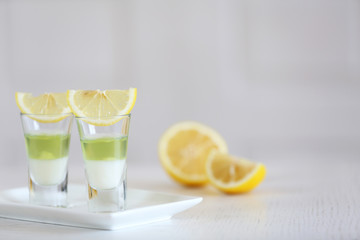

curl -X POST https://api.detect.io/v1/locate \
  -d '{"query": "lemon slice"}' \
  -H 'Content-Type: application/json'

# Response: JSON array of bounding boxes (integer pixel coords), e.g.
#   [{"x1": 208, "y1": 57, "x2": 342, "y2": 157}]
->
[
  {"x1": 206, "y1": 151, "x2": 266, "y2": 193},
  {"x1": 15, "y1": 92, "x2": 71, "y2": 123},
  {"x1": 158, "y1": 121, "x2": 228, "y2": 186},
  {"x1": 67, "y1": 88, "x2": 137, "y2": 126}
]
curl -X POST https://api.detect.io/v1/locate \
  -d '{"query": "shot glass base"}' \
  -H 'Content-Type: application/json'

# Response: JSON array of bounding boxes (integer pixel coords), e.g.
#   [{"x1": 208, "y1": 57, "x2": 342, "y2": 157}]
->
[
  {"x1": 29, "y1": 174, "x2": 68, "y2": 207},
  {"x1": 87, "y1": 182, "x2": 126, "y2": 213}
]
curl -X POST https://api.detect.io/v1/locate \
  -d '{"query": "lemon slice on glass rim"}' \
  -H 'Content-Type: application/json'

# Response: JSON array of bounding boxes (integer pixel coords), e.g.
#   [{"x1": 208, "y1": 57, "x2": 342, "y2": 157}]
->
[
  {"x1": 205, "y1": 151, "x2": 266, "y2": 193},
  {"x1": 158, "y1": 121, "x2": 228, "y2": 186},
  {"x1": 15, "y1": 92, "x2": 71, "y2": 123},
  {"x1": 67, "y1": 88, "x2": 137, "y2": 126}
]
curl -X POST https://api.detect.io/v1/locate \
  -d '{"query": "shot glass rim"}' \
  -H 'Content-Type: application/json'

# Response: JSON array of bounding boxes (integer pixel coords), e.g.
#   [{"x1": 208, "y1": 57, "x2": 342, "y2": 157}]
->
[
  {"x1": 20, "y1": 112, "x2": 74, "y2": 117},
  {"x1": 75, "y1": 113, "x2": 131, "y2": 120}
]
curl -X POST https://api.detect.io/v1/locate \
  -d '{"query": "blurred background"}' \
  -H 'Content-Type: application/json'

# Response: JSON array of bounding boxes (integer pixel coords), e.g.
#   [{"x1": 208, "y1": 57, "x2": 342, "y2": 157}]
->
[{"x1": 0, "y1": 0, "x2": 359, "y2": 172}]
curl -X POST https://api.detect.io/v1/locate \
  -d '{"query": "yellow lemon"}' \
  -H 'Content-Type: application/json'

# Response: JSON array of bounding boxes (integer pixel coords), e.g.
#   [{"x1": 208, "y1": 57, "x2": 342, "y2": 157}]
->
[
  {"x1": 15, "y1": 92, "x2": 71, "y2": 123},
  {"x1": 67, "y1": 88, "x2": 137, "y2": 126},
  {"x1": 206, "y1": 151, "x2": 266, "y2": 193},
  {"x1": 158, "y1": 121, "x2": 228, "y2": 186}
]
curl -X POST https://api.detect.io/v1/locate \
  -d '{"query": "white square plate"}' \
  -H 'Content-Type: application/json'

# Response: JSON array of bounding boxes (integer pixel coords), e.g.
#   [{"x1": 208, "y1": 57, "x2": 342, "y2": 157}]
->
[{"x1": 0, "y1": 185, "x2": 202, "y2": 230}]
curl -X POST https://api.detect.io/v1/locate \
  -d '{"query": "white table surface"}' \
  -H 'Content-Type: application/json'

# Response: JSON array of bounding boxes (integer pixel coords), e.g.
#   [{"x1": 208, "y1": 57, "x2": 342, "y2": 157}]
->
[{"x1": 0, "y1": 154, "x2": 359, "y2": 240}]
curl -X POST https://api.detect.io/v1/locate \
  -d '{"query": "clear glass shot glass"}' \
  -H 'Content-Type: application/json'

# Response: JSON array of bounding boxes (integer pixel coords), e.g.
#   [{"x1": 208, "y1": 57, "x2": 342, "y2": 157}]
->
[
  {"x1": 75, "y1": 114, "x2": 131, "y2": 213},
  {"x1": 20, "y1": 113, "x2": 73, "y2": 207}
]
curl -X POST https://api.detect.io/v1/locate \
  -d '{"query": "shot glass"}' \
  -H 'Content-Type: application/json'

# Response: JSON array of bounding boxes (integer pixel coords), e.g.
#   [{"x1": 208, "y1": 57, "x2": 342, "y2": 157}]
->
[
  {"x1": 76, "y1": 114, "x2": 131, "y2": 212},
  {"x1": 20, "y1": 113, "x2": 73, "y2": 207}
]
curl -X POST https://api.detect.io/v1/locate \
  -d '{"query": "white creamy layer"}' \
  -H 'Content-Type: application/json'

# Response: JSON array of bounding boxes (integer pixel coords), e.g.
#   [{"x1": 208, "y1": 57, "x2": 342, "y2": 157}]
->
[
  {"x1": 85, "y1": 159, "x2": 126, "y2": 190},
  {"x1": 29, "y1": 157, "x2": 68, "y2": 186}
]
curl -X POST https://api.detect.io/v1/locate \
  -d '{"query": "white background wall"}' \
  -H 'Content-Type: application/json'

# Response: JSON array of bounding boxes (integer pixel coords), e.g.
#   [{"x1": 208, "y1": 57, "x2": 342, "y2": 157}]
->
[{"x1": 0, "y1": 0, "x2": 359, "y2": 168}]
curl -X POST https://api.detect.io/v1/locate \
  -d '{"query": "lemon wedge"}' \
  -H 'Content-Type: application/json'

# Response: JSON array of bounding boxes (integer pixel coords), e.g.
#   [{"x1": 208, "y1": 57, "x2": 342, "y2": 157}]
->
[
  {"x1": 158, "y1": 121, "x2": 228, "y2": 186},
  {"x1": 206, "y1": 151, "x2": 266, "y2": 193},
  {"x1": 15, "y1": 92, "x2": 71, "y2": 123},
  {"x1": 67, "y1": 88, "x2": 137, "y2": 126}
]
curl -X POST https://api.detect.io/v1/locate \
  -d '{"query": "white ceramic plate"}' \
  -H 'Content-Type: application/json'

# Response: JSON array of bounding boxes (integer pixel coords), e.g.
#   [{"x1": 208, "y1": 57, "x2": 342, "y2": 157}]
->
[{"x1": 0, "y1": 185, "x2": 202, "y2": 230}]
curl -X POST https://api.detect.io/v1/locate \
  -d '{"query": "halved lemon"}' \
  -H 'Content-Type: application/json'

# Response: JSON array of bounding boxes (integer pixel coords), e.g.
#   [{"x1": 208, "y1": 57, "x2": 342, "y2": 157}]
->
[
  {"x1": 15, "y1": 92, "x2": 71, "y2": 123},
  {"x1": 206, "y1": 151, "x2": 266, "y2": 193},
  {"x1": 158, "y1": 121, "x2": 228, "y2": 186},
  {"x1": 67, "y1": 88, "x2": 137, "y2": 126}
]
